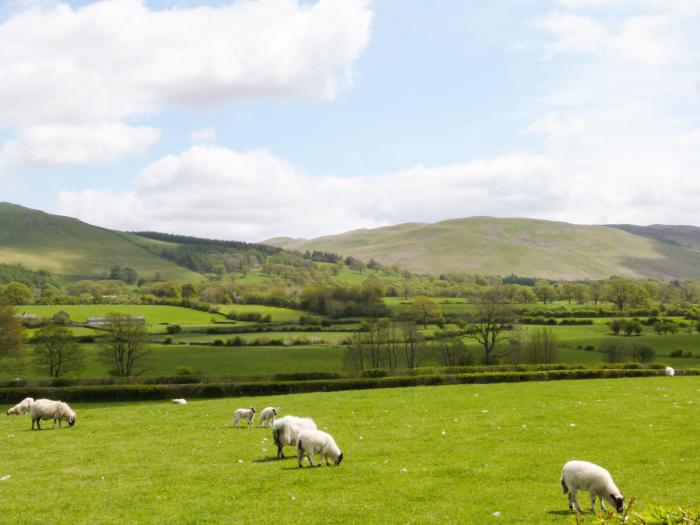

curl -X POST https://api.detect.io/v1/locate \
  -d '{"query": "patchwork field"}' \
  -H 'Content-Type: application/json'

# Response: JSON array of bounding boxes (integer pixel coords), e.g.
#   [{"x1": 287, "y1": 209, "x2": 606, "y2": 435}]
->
[{"x1": 1, "y1": 377, "x2": 698, "y2": 524}]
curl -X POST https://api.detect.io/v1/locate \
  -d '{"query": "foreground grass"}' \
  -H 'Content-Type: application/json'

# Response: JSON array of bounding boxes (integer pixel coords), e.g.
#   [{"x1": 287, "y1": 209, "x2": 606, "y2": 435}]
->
[{"x1": 1, "y1": 377, "x2": 698, "y2": 524}]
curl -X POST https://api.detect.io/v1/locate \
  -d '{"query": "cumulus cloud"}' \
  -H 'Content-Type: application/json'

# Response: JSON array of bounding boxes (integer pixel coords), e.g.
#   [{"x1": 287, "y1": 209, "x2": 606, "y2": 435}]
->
[
  {"x1": 0, "y1": 123, "x2": 160, "y2": 166},
  {"x1": 0, "y1": 0, "x2": 372, "y2": 165},
  {"x1": 55, "y1": 146, "x2": 566, "y2": 240}
]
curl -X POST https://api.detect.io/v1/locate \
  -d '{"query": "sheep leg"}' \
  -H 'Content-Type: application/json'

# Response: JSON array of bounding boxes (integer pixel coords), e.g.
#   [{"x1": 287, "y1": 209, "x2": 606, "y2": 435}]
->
[
  {"x1": 308, "y1": 453, "x2": 318, "y2": 467},
  {"x1": 599, "y1": 498, "x2": 607, "y2": 512},
  {"x1": 590, "y1": 494, "x2": 596, "y2": 513},
  {"x1": 297, "y1": 447, "x2": 305, "y2": 468},
  {"x1": 570, "y1": 490, "x2": 584, "y2": 513}
]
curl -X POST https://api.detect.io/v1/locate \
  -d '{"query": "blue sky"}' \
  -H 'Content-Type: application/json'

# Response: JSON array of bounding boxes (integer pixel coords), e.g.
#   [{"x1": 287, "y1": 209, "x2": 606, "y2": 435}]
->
[{"x1": 1, "y1": 0, "x2": 699, "y2": 240}]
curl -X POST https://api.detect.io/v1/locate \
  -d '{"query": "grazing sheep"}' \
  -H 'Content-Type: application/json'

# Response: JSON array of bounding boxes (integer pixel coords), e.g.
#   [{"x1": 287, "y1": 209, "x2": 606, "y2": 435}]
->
[
  {"x1": 30, "y1": 399, "x2": 76, "y2": 430},
  {"x1": 258, "y1": 407, "x2": 278, "y2": 428},
  {"x1": 272, "y1": 415, "x2": 317, "y2": 459},
  {"x1": 296, "y1": 429, "x2": 343, "y2": 468},
  {"x1": 665, "y1": 367, "x2": 675, "y2": 377},
  {"x1": 561, "y1": 460, "x2": 624, "y2": 513},
  {"x1": 233, "y1": 407, "x2": 256, "y2": 428},
  {"x1": 171, "y1": 399, "x2": 187, "y2": 405},
  {"x1": 6, "y1": 397, "x2": 34, "y2": 416}
]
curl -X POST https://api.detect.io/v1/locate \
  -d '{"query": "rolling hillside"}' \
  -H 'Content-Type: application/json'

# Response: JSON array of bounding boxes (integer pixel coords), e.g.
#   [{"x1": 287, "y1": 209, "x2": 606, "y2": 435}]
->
[
  {"x1": 0, "y1": 203, "x2": 200, "y2": 281},
  {"x1": 266, "y1": 217, "x2": 700, "y2": 280}
]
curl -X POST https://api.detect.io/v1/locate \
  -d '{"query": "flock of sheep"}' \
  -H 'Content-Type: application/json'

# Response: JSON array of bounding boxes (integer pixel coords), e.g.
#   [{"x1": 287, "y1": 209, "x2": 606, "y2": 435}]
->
[
  {"x1": 4, "y1": 366, "x2": 679, "y2": 513},
  {"x1": 231, "y1": 406, "x2": 343, "y2": 467}
]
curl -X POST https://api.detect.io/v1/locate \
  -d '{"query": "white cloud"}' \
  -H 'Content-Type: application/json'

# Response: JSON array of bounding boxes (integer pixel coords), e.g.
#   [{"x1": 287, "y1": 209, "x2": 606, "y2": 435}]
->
[
  {"x1": 0, "y1": 123, "x2": 159, "y2": 166},
  {"x1": 0, "y1": 0, "x2": 372, "y2": 165},
  {"x1": 54, "y1": 146, "x2": 566, "y2": 240},
  {"x1": 190, "y1": 128, "x2": 218, "y2": 143}
]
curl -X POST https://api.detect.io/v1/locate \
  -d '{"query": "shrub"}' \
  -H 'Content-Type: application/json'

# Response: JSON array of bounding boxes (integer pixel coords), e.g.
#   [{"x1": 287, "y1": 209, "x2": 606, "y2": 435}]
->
[
  {"x1": 212, "y1": 339, "x2": 224, "y2": 346},
  {"x1": 163, "y1": 336, "x2": 173, "y2": 345},
  {"x1": 166, "y1": 324, "x2": 182, "y2": 334},
  {"x1": 176, "y1": 366, "x2": 195, "y2": 376}
]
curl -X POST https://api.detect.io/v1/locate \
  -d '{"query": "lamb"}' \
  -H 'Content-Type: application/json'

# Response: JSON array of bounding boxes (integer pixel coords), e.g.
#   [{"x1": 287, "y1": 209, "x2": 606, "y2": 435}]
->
[
  {"x1": 272, "y1": 415, "x2": 317, "y2": 459},
  {"x1": 171, "y1": 398, "x2": 187, "y2": 405},
  {"x1": 665, "y1": 367, "x2": 675, "y2": 377},
  {"x1": 6, "y1": 397, "x2": 34, "y2": 416},
  {"x1": 560, "y1": 460, "x2": 624, "y2": 514},
  {"x1": 30, "y1": 399, "x2": 76, "y2": 430},
  {"x1": 258, "y1": 407, "x2": 279, "y2": 428},
  {"x1": 233, "y1": 406, "x2": 256, "y2": 428},
  {"x1": 296, "y1": 429, "x2": 343, "y2": 468}
]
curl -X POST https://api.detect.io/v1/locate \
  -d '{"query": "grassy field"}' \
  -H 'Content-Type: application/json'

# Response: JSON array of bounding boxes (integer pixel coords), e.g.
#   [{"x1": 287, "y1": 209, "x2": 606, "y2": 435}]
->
[
  {"x1": 1, "y1": 377, "x2": 698, "y2": 524},
  {"x1": 213, "y1": 304, "x2": 316, "y2": 323}
]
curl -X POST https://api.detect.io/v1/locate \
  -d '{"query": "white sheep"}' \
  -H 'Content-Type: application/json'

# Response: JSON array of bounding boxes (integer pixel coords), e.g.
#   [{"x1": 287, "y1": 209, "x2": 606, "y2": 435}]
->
[
  {"x1": 272, "y1": 415, "x2": 317, "y2": 459},
  {"x1": 6, "y1": 397, "x2": 34, "y2": 416},
  {"x1": 30, "y1": 399, "x2": 76, "y2": 430},
  {"x1": 171, "y1": 398, "x2": 187, "y2": 405},
  {"x1": 296, "y1": 429, "x2": 344, "y2": 468},
  {"x1": 560, "y1": 460, "x2": 624, "y2": 513},
  {"x1": 233, "y1": 406, "x2": 256, "y2": 428},
  {"x1": 258, "y1": 407, "x2": 279, "y2": 428},
  {"x1": 665, "y1": 367, "x2": 675, "y2": 377}
]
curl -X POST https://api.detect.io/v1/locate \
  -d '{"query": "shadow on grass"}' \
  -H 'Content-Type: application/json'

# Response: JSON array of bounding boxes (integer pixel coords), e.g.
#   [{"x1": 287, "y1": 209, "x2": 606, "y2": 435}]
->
[
  {"x1": 547, "y1": 509, "x2": 576, "y2": 516},
  {"x1": 253, "y1": 456, "x2": 288, "y2": 463}
]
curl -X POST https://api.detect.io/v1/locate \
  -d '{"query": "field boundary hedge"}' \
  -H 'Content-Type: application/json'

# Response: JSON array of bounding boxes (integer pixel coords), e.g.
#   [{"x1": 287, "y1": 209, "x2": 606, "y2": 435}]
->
[{"x1": 1, "y1": 368, "x2": 697, "y2": 404}]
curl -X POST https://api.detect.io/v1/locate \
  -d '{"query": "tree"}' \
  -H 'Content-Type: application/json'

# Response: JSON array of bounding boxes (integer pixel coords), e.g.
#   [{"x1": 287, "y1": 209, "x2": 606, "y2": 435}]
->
[
  {"x1": 607, "y1": 319, "x2": 623, "y2": 336},
  {"x1": 101, "y1": 313, "x2": 150, "y2": 376},
  {"x1": 32, "y1": 323, "x2": 84, "y2": 377},
  {"x1": 534, "y1": 280, "x2": 556, "y2": 304},
  {"x1": 400, "y1": 320, "x2": 424, "y2": 369},
  {"x1": 2, "y1": 281, "x2": 33, "y2": 305},
  {"x1": 408, "y1": 296, "x2": 443, "y2": 328},
  {"x1": 434, "y1": 329, "x2": 465, "y2": 367},
  {"x1": 526, "y1": 326, "x2": 558, "y2": 364},
  {"x1": 0, "y1": 300, "x2": 26, "y2": 369},
  {"x1": 464, "y1": 303, "x2": 514, "y2": 365}
]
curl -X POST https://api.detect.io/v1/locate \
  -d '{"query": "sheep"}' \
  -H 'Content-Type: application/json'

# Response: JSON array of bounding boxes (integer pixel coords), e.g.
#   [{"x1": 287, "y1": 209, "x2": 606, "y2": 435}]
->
[
  {"x1": 560, "y1": 460, "x2": 624, "y2": 514},
  {"x1": 296, "y1": 429, "x2": 343, "y2": 468},
  {"x1": 171, "y1": 398, "x2": 187, "y2": 405},
  {"x1": 665, "y1": 367, "x2": 675, "y2": 377},
  {"x1": 258, "y1": 407, "x2": 279, "y2": 428},
  {"x1": 6, "y1": 397, "x2": 34, "y2": 416},
  {"x1": 272, "y1": 415, "x2": 317, "y2": 459},
  {"x1": 233, "y1": 406, "x2": 256, "y2": 428},
  {"x1": 30, "y1": 399, "x2": 76, "y2": 430}
]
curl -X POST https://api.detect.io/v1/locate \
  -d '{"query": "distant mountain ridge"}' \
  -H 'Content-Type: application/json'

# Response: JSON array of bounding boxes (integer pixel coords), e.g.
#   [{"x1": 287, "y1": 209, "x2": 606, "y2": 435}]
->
[
  {"x1": 265, "y1": 217, "x2": 700, "y2": 280},
  {"x1": 2, "y1": 202, "x2": 700, "y2": 281}
]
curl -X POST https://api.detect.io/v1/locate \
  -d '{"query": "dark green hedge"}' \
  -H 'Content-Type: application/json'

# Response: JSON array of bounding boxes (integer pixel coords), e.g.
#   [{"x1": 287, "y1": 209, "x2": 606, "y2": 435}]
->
[{"x1": 2, "y1": 368, "x2": 696, "y2": 404}]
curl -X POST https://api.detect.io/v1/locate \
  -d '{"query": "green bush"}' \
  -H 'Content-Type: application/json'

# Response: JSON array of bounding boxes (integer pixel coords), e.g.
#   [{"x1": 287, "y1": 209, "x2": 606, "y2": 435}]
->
[{"x1": 166, "y1": 324, "x2": 182, "y2": 334}]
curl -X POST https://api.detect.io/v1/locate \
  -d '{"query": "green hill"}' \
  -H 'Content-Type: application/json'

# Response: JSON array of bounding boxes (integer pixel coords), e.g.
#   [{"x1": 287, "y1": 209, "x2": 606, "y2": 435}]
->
[
  {"x1": 265, "y1": 217, "x2": 700, "y2": 280},
  {"x1": 0, "y1": 203, "x2": 200, "y2": 281}
]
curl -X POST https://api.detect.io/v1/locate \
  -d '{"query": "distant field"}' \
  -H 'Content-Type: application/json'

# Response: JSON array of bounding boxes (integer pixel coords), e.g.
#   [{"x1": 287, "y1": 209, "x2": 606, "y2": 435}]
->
[
  {"x1": 2, "y1": 377, "x2": 698, "y2": 524},
  {"x1": 213, "y1": 304, "x2": 317, "y2": 323}
]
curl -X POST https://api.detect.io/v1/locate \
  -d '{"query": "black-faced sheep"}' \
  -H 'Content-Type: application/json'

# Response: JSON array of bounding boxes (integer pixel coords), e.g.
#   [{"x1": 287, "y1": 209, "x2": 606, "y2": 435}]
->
[
  {"x1": 233, "y1": 407, "x2": 256, "y2": 428},
  {"x1": 30, "y1": 399, "x2": 76, "y2": 430},
  {"x1": 258, "y1": 407, "x2": 278, "y2": 428},
  {"x1": 6, "y1": 397, "x2": 34, "y2": 416},
  {"x1": 296, "y1": 429, "x2": 343, "y2": 468},
  {"x1": 271, "y1": 415, "x2": 317, "y2": 459},
  {"x1": 561, "y1": 460, "x2": 624, "y2": 513}
]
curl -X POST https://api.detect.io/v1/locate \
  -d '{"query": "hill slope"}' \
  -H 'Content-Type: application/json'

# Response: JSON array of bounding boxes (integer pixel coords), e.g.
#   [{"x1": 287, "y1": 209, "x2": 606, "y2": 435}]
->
[
  {"x1": 265, "y1": 217, "x2": 700, "y2": 280},
  {"x1": 0, "y1": 203, "x2": 200, "y2": 281}
]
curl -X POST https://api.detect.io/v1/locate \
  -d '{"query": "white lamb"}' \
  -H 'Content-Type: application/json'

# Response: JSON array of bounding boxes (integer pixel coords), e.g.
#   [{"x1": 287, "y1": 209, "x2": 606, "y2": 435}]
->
[
  {"x1": 30, "y1": 399, "x2": 76, "y2": 430},
  {"x1": 258, "y1": 407, "x2": 279, "y2": 428},
  {"x1": 665, "y1": 367, "x2": 675, "y2": 377},
  {"x1": 171, "y1": 398, "x2": 187, "y2": 405},
  {"x1": 296, "y1": 429, "x2": 344, "y2": 468},
  {"x1": 272, "y1": 415, "x2": 317, "y2": 459},
  {"x1": 560, "y1": 460, "x2": 624, "y2": 513},
  {"x1": 6, "y1": 397, "x2": 34, "y2": 416},
  {"x1": 233, "y1": 406, "x2": 256, "y2": 428}
]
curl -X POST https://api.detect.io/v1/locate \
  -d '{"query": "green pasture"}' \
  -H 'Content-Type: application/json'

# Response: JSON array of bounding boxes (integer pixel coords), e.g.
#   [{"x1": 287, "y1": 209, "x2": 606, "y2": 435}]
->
[
  {"x1": 213, "y1": 304, "x2": 316, "y2": 323},
  {"x1": 1, "y1": 377, "x2": 698, "y2": 524}
]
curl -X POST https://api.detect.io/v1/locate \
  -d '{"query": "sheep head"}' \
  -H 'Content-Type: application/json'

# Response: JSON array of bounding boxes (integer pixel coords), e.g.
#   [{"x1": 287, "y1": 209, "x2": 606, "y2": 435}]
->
[{"x1": 335, "y1": 452, "x2": 344, "y2": 466}]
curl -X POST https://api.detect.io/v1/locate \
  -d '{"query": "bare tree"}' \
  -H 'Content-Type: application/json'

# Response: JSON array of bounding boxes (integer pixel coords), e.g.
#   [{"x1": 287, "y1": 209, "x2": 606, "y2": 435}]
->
[
  {"x1": 400, "y1": 320, "x2": 423, "y2": 369},
  {"x1": 32, "y1": 323, "x2": 84, "y2": 377},
  {"x1": 101, "y1": 313, "x2": 150, "y2": 376},
  {"x1": 464, "y1": 302, "x2": 514, "y2": 365}
]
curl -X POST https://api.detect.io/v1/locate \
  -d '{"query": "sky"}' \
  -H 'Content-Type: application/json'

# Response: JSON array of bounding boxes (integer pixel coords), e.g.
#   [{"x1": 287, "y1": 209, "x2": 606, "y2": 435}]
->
[{"x1": 1, "y1": 0, "x2": 699, "y2": 241}]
